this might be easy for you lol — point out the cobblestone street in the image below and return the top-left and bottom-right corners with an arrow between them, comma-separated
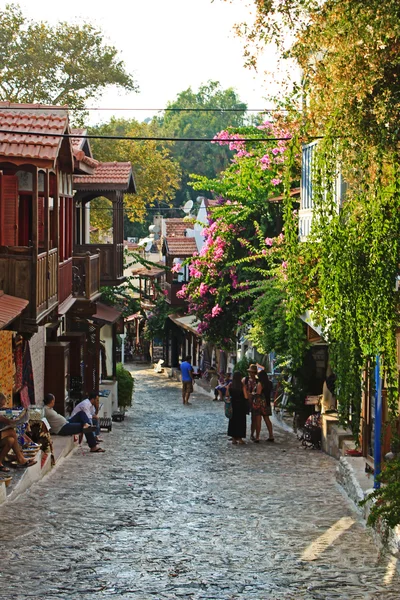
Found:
0,366 -> 399,600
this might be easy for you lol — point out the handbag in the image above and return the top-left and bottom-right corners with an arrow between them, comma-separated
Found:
224,398 -> 233,419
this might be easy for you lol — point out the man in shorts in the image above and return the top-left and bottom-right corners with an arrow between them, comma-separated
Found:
180,355 -> 194,405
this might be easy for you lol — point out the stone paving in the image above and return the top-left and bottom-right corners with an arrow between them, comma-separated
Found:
0,365 -> 399,600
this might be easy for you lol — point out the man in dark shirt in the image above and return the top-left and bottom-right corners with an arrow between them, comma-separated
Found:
180,356 -> 194,405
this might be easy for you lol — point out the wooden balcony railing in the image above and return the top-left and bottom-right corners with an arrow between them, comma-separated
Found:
37,249 -> 58,314
72,252 -> 101,299
0,246 -> 58,326
163,281 -> 187,306
58,257 -> 73,305
74,243 -> 124,286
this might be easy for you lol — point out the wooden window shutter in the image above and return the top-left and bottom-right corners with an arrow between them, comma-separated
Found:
0,173 -> 18,246
38,197 -> 45,245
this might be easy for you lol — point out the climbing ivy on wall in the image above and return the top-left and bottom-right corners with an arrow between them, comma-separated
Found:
282,136 -> 400,437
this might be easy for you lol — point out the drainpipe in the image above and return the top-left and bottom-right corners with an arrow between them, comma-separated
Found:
374,354 -> 382,489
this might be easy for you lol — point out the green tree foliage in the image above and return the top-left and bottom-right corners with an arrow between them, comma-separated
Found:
159,81 -> 248,206
143,295 -> 176,342
89,118 -> 181,229
0,4 -> 137,111
89,197 -> 113,242
360,457 -> 400,533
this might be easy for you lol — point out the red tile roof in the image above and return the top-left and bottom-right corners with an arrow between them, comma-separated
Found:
74,150 -> 99,169
0,103 -> 69,165
71,128 -> 86,152
164,236 -> 198,257
135,265 -> 166,278
92,302 -> 122,324
124,240 -> 140,251
0,291 -> 29,329
203,198 -> 220,208
165,218 -> 194,237
268,187 -> 300,203
73,162 -> 136,192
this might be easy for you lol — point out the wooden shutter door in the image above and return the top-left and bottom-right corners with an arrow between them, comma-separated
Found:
0,174 -> 18,246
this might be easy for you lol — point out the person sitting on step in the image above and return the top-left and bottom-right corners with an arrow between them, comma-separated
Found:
43,393 -> 105,453
0,393 -> 37,470
214,373 -> 232,402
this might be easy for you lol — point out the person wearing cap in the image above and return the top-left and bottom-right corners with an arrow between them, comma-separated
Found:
242,364 -> 259,442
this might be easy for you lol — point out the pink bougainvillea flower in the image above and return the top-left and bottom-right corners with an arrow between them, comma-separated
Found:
199,282 -> 209,297
211,304 -> 223,318
281,261 -> 288,269
197,322 -> 209,334
171,262 -> 182,273
265,237 -> 273,246
271,178 -> 282,186
176,284 -> 187,299
213,247 -> 224,261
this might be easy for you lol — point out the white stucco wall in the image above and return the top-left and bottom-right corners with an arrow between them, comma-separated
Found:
101,324 -> 113,380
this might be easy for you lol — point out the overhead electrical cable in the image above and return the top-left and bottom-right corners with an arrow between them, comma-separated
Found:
0,106 -> 293,113
0,129 -> 316,143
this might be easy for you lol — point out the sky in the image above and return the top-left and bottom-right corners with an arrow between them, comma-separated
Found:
2,0 -> 292,124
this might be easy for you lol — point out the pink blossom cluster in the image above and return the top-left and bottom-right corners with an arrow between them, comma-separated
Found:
211,304 -> 223,318
212,130 -> 251,156
189,265 -> 202,278
197,322 -> 209,334
199,282 -> 209,297
171,262 -> 182,273
176,284 -> 187,299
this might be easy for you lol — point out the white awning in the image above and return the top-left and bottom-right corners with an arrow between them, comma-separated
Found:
300,310 -> 325,339
169,314 -> 201,336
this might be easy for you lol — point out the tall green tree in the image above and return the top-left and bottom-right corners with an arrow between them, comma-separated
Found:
88,118 -> 181,236
0,4 -> 137,111
159,81 -> 248,206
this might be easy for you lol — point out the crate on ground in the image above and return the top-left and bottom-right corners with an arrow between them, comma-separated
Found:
112,410 -> 125,422
99,417 -> 112,432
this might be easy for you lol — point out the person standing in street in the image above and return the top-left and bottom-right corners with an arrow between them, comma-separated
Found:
242,364 -> 259,441
180,356 -> 194,405
256,369 -> 275,442
226,371 -> 248,444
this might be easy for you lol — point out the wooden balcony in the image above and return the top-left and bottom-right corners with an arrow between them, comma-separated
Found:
72,252 -> 101,300
58,257 -> 73,305
74,243 -> 125,287
0,247 -> 58,328
163,281 -> 187,307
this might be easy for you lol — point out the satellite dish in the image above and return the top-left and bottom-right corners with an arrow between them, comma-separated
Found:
183,200 -> 194,214
149,224 -> 156,232
153,223 -> 161,233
